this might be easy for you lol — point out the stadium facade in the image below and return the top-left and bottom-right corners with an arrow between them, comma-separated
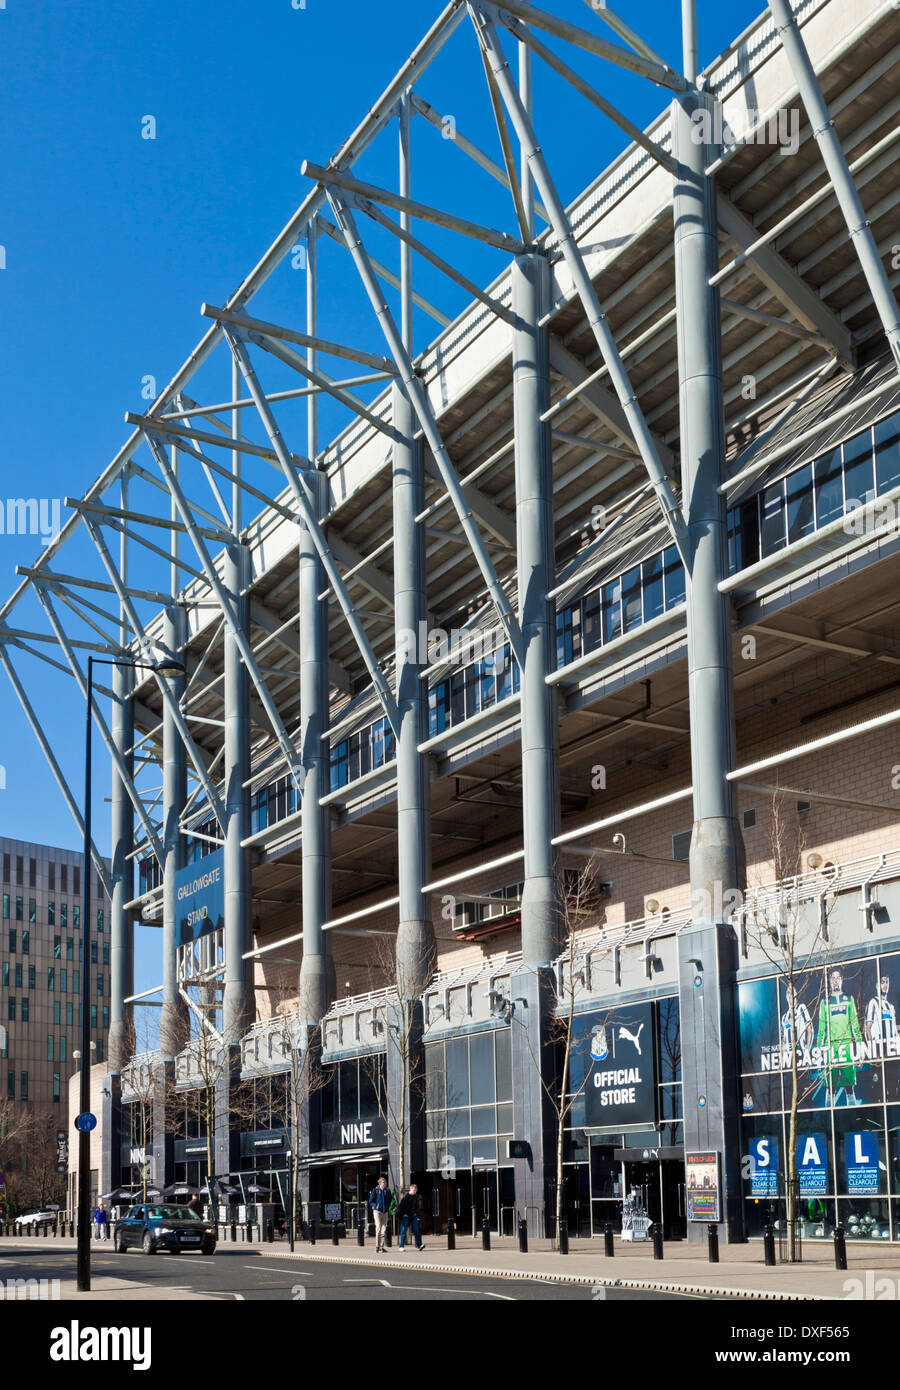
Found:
6,0 -> 900,1243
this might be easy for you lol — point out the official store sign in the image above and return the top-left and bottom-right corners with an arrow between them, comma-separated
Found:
175,849 -> 225,944
584,1002 -> 656,1129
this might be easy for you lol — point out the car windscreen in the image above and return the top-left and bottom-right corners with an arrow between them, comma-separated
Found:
147,1206 -> 200,1221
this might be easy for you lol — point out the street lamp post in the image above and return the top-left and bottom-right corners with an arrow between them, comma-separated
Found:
76,653 -> 184,1292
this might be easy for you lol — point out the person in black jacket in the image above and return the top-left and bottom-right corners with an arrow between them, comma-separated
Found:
368,1176 -> 393,1253
397,1184 -> 425,1251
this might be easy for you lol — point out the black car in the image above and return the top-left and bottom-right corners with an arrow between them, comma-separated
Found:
114,1203 -> 217,1254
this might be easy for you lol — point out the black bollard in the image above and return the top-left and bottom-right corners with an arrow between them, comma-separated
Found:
604,1223 -> 614,1258
558,1220 -> 569,1255
833,1226 -> 847,1271
385,1223 -> 392,1248
447,1218 -> 455,1251
651,1223 -> 663,1260
267,1219 -> 274,1243
708,1223 -> 719,1263
230,1218 -> 237,1243
246,1220 -> 253,1244
481,1217 -> 491,1251
357,1217 -> 365,1247
518,1217 -> 528,1254
331,1222 -> 339,1246
309,1219 -> 317,1245
763,1224 -> 776,1267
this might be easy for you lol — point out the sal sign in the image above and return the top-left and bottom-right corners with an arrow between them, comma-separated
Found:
175,849 -> 225,944
584,1002 -> 656,1129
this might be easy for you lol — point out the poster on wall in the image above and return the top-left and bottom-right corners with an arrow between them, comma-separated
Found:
738,959 -> 895,1108
845,1132 -> 881,1195
795,1133 -> 828,1195
583,1001 -> 656,1130
748,1136 -> 780,1196
685,1151 -> 720,1221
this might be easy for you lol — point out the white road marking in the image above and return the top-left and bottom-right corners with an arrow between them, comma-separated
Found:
247,1265 -> 309,1275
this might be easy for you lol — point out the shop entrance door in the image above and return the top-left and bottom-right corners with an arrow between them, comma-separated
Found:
661,1159 -> 686,1240
472,1167 -> 499,1234
622,1159 -> 686,1240
623,1160 -> 661,1230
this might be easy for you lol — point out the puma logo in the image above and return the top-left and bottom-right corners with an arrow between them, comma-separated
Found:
618,1023 -> 644,1056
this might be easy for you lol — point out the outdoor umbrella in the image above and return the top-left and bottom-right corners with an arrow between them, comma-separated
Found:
162,1183 -> 200,1198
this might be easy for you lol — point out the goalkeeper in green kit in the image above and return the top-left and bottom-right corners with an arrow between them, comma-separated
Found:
815,967 -> 863,1105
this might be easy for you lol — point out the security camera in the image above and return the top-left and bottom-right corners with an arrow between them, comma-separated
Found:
612,832 -> 626,851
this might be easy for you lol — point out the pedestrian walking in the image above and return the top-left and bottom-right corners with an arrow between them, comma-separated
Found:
368,1176 -> 393,1253
397,1184 -> 425,1252
93,1201 -> 109,1241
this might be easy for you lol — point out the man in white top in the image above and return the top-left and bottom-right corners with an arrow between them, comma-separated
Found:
865,974 -> 897,1049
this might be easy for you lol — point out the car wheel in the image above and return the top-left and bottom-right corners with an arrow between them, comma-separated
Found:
201,1241 -> 216,1255
115,1231 -> 127,1253
142,1231 -> 155,1255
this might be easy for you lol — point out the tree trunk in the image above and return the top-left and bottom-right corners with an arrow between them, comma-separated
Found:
788,1042 -> 799,1262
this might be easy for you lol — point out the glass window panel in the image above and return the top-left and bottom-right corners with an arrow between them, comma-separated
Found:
663,545 -> 685,608
602,578 -> 622,644
425,1043 -> 445,1112
581,590 -> 602,654
469,1033 -> 495,1107
447,1108 -> 469,1138
471,1137 -> 497,1165
446,1139 -> 470,1170
495,1029 -> 512,1102
760,481 -> 786,556
843,431 -> 874,513
496,1102 -> 513,1135
621,564 -> 642,632
641,552 -> 664,620
470,1104 -> 495,1137
875,411 -> 900,494
786,464 -> 815,543
445,1037 -> 469,1109
815,447 -> 844,528
656,996 -> 681,1084
338,1060 -> 359,1122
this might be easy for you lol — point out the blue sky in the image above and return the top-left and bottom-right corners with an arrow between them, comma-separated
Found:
0,0 -> 763,989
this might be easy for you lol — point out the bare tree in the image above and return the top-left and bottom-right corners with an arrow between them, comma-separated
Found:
19,1114 -> 67,1211
362,932 -> 437,1193
515,859 -> 609,1243
263,982 -> 329,1244
0,1099 -> 37,1220
167,1013 -> 252,1213
120,1012 -> 164,1202
743,791 -> 838,1261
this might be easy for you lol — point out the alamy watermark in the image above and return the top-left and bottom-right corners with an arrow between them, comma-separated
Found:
2,1276 -> 60,1299
0,497 -> 62,546
691,104 -> 800,158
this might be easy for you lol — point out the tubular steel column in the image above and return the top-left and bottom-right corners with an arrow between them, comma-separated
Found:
160,603 -> 189,1058
108,658 -> 135,1073
388,93 -> 432,1189
394,92 -> 434,1002
672,89 -> 745,1243
223,542 -> 254,1038
298,468 -> 335,1025
510,250 -> 561,1235
513,251 -> 561,965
